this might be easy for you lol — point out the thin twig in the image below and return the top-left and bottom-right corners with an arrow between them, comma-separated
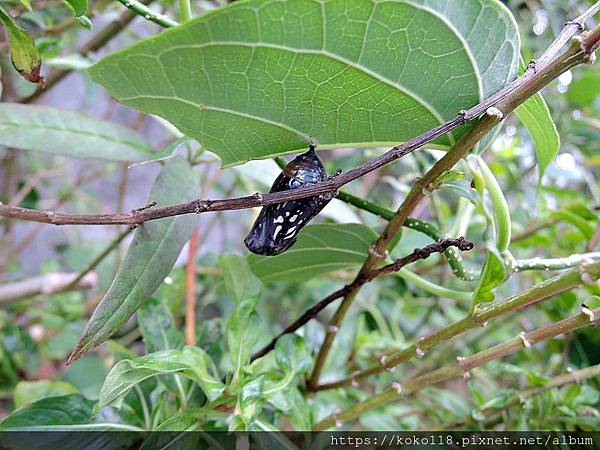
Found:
312,261 -> 600,391
313,306 -> 600,430
441,363 -> 600,430
61,228 -> 132,293
250,237 -> 473,362
306,16 -> 600,390
5,6 -> 599,226
185,228 -> 198,345
0,272 -> 98,305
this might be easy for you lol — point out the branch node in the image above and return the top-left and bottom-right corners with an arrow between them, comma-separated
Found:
368,244 -> 389,260
456,355 -> 471,379
46,211 -> 56,223
327,325 -> 339,333
391,381 -> 403,395
194,199 -> 212,214
351,371 -> 361,387
415,346 -> 426,358
527,59 -> 538,73
332,409 -> 343,428
252,192 -> 263,202
579,261 -> 597,285
565,19 -> 585,33
581,305 -> 597,324
457,109 -> 468,123
486,106 -> 504,120
379,354 -> 388,368
518,331 -> 532,348
132,201 -> 157,214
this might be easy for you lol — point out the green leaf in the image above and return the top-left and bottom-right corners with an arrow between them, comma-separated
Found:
515,91 -> 559,181
248,223 -> 378,283
0,104 -> 154,161
472,248 -> 506,307
88,0 -> 519,166
0,6 -> 42,83
69,157 -> 198,362
98,346 -> 225,410
137,297 -> 185,353
19,0 -> 32,11
551,210 -> 595,240
64,0 -> 87,16
275,334 -> 311,375
228,301 -> 261,381
13,381 -> 78,409
567,69 -> 600,109
219,254 -> 262,304
0,394 -> 93,430
0,394 -> 139,432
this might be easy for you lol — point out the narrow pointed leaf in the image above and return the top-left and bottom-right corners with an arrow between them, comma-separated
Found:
69,157 -> 198,362
0,104 -> 154,161
88,0 -> 519,166
516,90 -> 559,181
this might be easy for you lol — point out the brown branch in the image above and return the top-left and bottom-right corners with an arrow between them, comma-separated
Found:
250,237 -> 473,361
185,228 -> 198,346
306,12 -> 600,390
2,3 -> 599,227
313,306 -> 600,430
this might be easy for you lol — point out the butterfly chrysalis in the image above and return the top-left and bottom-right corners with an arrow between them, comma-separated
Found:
244,144 -> 333,256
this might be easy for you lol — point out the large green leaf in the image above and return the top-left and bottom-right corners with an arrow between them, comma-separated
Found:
88,0 -> 519,166
0,104 -> 154,161
248,223 -> 378,283
97,347 -> 225,409
69,157 -> 198,362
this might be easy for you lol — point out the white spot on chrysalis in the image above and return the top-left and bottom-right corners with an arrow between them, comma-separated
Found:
274,216 -> 284,223
273,225 -> 283,240
290,214 -> 298,222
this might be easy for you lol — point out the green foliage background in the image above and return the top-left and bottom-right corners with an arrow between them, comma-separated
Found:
0,0 -> 599,437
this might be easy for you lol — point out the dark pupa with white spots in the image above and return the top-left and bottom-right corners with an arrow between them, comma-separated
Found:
244,144 -> 333,256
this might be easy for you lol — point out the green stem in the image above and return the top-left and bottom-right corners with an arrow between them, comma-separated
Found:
61,228 -> 131,292
134,384 -> 151,430
442,363 -> 600,430
473,156 -> 511,253
313,307 -> 600,430
515,252 -> 600,272
313,261 -> 600,391
179,0 -> 192,22
115,0 -> 179,28
396,269 -> 471,301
